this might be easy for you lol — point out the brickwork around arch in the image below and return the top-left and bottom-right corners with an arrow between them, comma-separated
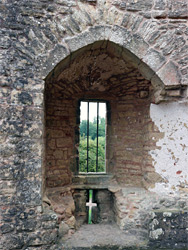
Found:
0,0 -> 188,249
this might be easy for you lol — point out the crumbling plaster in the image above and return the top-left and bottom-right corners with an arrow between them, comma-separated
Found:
150,102 -> 188,194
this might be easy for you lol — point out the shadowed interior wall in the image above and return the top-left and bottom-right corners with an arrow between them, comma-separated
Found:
45,42 -> 160,188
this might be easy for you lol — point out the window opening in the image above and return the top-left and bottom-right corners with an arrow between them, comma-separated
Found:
79,101 -> 106,173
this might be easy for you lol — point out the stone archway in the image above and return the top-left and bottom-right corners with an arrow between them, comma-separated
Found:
43,38 -> 163,242
40,25 -> 188,249
42,25 -> 185,104
1,0 -> 187,248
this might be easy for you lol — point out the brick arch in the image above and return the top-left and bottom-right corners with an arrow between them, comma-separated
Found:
42,25 -> 182,103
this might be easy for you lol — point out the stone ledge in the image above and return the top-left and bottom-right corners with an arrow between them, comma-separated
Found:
72,174 -> 113,189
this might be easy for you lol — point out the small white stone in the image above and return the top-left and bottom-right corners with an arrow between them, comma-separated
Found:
37,206 -> 43,213
150,228 -> 164,239
163,212 -> 172,217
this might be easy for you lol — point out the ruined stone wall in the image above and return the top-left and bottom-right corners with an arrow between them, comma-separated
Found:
45,98 -> 75,188
110,93 -> 154,186
45,45 -> 155,188
45,92 -> 155,187
0,0 -> 188,249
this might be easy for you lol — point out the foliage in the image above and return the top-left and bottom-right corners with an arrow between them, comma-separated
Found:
80,117 -> 105,140
79,117 -> 106,172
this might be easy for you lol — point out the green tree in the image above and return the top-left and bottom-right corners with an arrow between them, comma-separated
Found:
79,116 -> 106,172
80,117 -> 106,140
79,136 -> 106,173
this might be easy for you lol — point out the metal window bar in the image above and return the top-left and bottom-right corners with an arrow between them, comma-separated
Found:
87,101 -> 89,173
80,101 -> 106,173
96,102 -> 99,172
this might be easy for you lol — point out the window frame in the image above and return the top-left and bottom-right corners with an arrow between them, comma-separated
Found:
76,99 -> 110,175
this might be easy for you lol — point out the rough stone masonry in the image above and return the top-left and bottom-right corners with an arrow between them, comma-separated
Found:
0,0 -> 188,249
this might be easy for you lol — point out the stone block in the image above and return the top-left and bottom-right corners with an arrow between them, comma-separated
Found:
168,10 -> 188,19
65,216 -> 76,228
154,0 -> 166,10
122,49 -> 141,68
88,25 -> 108,41
23,122 -> 43,139
41,44 -> 70,78
0,164 -> 15,180
143,49 -> 166,72
16,219 -> 37,232
165,89 -> 181,97
0,180 -> 16,195
106,41 -> 123,58
171,45 -> 188,61
157,61 -> 181,87
47,139 -> 56,149
16,180 -> 42,205
56,137 -> 72,147
0,223 -> 14,234
65,30 -> 95,53
28,229 -> 58,246
151,74 -> 164,90
125,33 -> 149,59
46,129 -> 65,139
138,62 -> 155,80
152,10 -> 167,18
0,234 -> 24,250
126,0 -> 153,11
18,91 -> 33,105
59,221 -> 70,237
110,25 -> 132,48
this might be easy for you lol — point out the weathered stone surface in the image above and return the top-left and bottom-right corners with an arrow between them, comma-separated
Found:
89,25 -> 109,40
138,62 -> 155,80
28,229 -> 58,246
59,221 -> 70,237
149,211 -> 188,249
65,31 -> 95,53
126,0 -> 153,11
0,234 -> 24,250
125,33 -> 149,59
0,223 -> 14,234
157,62 -> 181,87
41,44 -> 70,78
168,0 -> 188,19
0,0 -> 188,249
143,49 -> 166,72
154,0 -> 166,10
110,26 -> 150,60
110,25 -> 131,47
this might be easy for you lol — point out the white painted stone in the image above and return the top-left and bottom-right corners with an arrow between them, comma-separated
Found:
150,102 -> 188,194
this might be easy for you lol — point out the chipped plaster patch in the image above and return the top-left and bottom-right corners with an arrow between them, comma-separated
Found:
149,102 -> 188,194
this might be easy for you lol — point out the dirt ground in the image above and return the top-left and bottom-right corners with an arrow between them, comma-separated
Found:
61,224 -> 148,249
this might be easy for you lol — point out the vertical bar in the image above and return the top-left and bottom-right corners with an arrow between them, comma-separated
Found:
88,190 -> 93,224
87,101 -> 89,172
96,102 -> 99,172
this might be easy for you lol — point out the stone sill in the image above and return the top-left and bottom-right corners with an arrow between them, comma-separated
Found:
72,174 -> 113,189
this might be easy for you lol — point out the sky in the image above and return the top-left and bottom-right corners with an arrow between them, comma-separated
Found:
80,101 -> 106,121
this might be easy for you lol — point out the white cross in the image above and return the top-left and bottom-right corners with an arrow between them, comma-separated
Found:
86,199 -> 97,210
86,190 -> 97,224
